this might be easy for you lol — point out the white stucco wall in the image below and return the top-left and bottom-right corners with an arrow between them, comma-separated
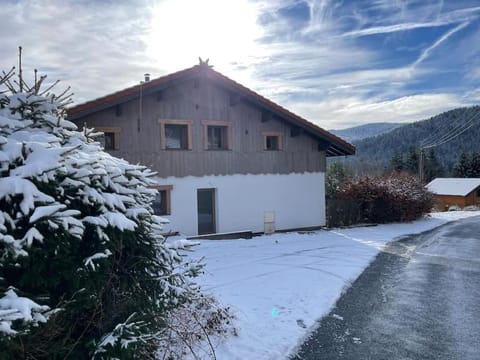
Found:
156,172 -> 325,236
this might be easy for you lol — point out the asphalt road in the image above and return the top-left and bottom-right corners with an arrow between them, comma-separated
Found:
292,216 -> 480,360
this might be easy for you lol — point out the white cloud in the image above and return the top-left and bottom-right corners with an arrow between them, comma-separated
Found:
411,21 -> 470,68
0,0 -> 477,130
463,87 -> 480,102
244,0 -> 480,129
341,21 -> 453,38
470,67 -> 480,80
0,0 -> 270,104
301,0 -> 336,34
0,0 -> 156,103
340,3 -> 480,38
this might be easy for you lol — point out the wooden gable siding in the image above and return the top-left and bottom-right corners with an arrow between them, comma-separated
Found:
75,77 -> 326,178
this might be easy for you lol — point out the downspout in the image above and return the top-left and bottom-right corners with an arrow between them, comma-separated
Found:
138,73 -> 150,132
138,82 -> 143,132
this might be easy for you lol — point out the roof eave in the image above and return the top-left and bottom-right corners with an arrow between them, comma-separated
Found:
204,70 -> 356,157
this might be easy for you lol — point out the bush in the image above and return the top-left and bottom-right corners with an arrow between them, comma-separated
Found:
334,173 -> 433,225
157,294 -> 237,359
326,198 -> 362,228
0,59 -> 201,358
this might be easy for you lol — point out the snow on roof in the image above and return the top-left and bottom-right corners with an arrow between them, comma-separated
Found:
426,178 -> 480,196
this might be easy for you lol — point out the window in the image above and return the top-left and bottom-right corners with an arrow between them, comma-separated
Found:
208,126 -> 228,149
202,121 -> 231,150
165,124 -> 188,149
151,185 -> 172,216
262,132 -> 283,151
95,127 -> 120,150
101,132 -> 115,150
266,135 -> 279,150
159,120 -> 193,150
476,188 -> 480,197
152,190 -> 168,215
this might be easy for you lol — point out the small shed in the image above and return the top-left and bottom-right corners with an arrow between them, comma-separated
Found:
426,178 -> 480,211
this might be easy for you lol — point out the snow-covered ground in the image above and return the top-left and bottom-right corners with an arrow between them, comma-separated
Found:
184,211 -> 479,359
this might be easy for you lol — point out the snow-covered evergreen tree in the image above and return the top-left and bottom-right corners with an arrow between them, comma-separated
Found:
453,151 -> 480,178
0,52 -> 201,358
325,162 -> 351,198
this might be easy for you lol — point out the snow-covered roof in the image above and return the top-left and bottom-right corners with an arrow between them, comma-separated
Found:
426,178 -> 480,196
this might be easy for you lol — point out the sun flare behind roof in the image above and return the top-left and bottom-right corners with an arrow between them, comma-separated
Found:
146,0 -> 264,72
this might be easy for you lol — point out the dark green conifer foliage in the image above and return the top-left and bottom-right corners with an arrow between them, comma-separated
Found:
390,151 -> 405,172
405,146 -> 419,174
424,148 -> 444,182
453,151 -> 480,177
326,162 -> 351,198
0,52 -> 200,359
453,152 -> 470,177
350,106 -> 480,175
469,152 -> 480,177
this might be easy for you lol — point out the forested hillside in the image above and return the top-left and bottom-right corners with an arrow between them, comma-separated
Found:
350,106 -> 480,174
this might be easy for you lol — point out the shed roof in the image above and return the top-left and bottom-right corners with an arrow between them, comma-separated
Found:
67,64 -> 355,157
426,178 -> 480,196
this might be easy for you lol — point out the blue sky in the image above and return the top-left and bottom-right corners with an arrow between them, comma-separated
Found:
1,0 -> 479,129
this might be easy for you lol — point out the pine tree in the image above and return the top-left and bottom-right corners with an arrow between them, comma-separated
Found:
0,51 -> 201,358
452,151 -> 480,178
405,146 -> 419,174
390,151 -> 405,172
424,148 -> 443,182
454,152 -> 468,177
326,161 -> 351,198
468,151 -> 480,177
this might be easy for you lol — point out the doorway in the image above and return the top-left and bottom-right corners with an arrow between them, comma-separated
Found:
197,188 -> 216,235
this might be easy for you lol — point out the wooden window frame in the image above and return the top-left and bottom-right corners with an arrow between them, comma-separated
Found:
262,131 -> 284,151
202,120 -> 232,150
95,126 -> 121,150
159,119 -> 193,150
151,185 -> 173,216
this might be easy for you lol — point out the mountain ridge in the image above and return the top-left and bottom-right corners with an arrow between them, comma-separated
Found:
343,105 -> 480,174
330,122 -> 403,142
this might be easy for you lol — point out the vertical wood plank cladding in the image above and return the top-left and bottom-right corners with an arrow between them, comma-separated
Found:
433,193 -> 480,211
72,78 -> 326,178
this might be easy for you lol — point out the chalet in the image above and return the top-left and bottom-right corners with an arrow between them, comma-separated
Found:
426,178 -> 480,211
67,62 -> 355,236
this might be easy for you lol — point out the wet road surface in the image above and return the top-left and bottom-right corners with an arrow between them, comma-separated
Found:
292,216 -> 480,360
